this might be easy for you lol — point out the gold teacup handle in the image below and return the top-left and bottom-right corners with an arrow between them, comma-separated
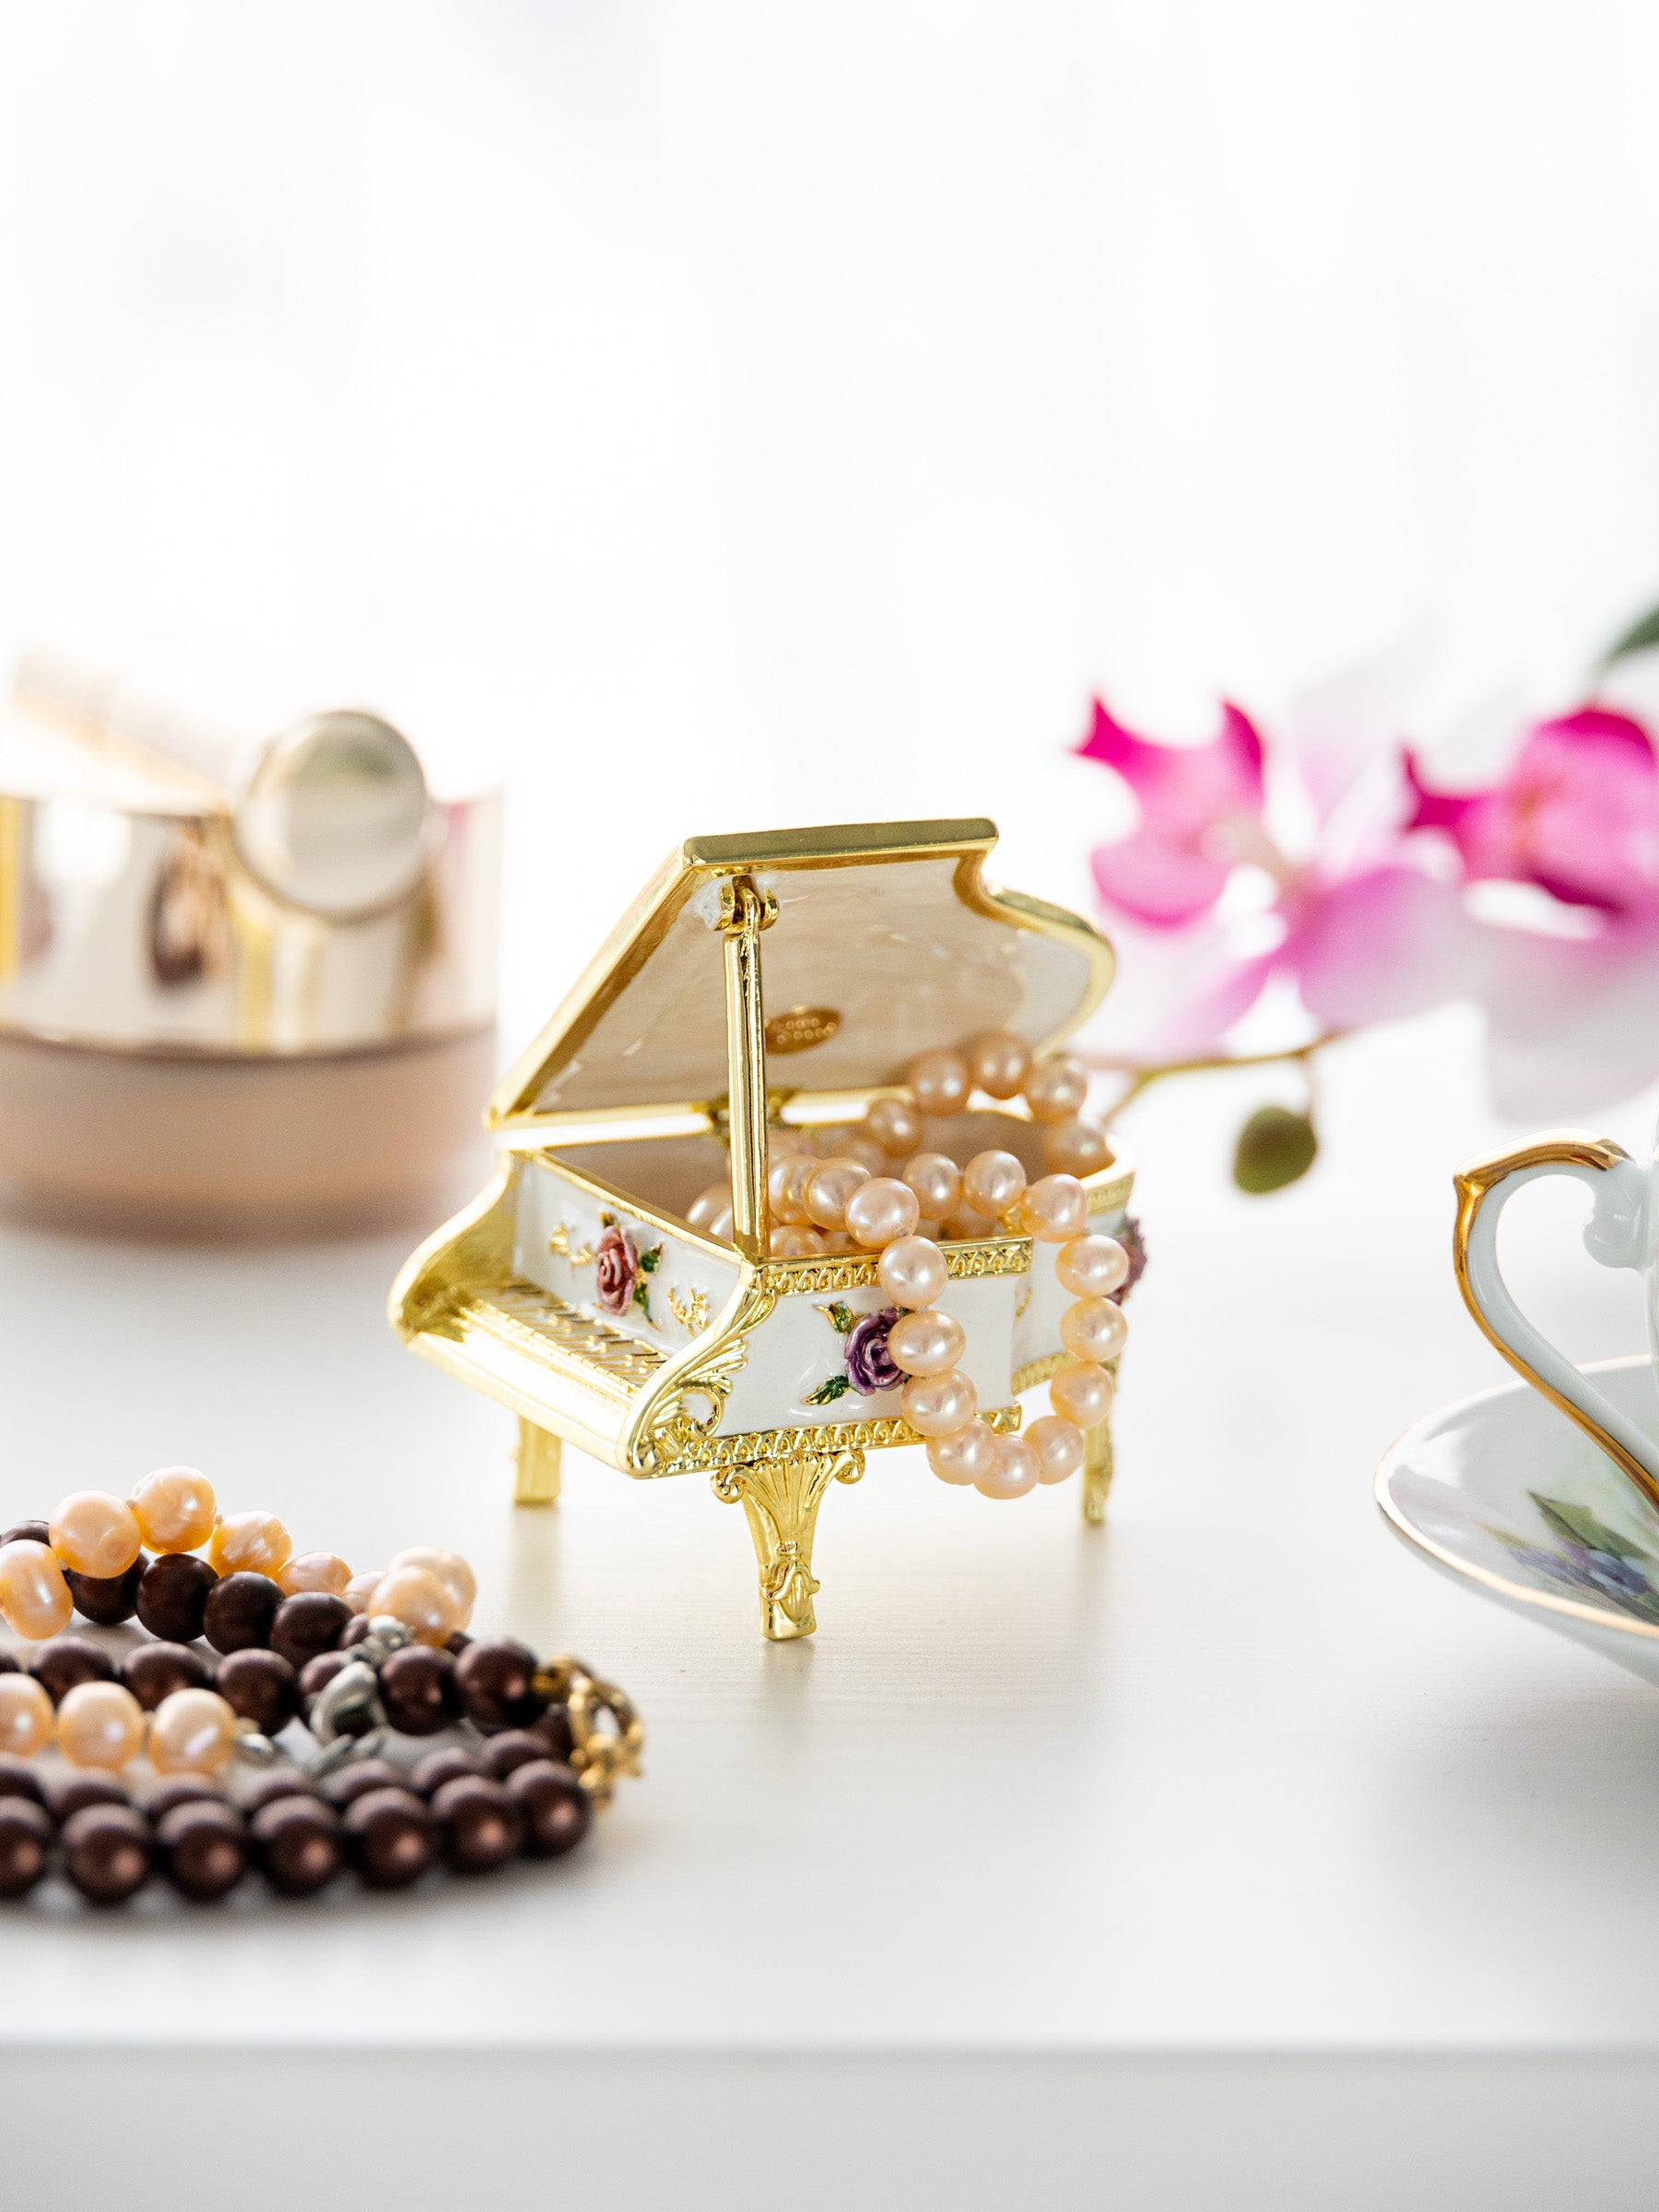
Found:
1454,1132 -> 1659,1514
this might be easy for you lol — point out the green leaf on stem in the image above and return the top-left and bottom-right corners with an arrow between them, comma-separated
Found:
1602,602 -> 1659,668
1233,1105 -> 1318,1194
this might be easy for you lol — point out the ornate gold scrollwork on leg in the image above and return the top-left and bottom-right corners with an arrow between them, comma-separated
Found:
712,1448 -> 864,1640
1082,1416 -> 1113,1524
513,1418 -> 563,1506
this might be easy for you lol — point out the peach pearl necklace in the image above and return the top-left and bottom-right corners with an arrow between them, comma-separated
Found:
686,1035 -> 1128,1500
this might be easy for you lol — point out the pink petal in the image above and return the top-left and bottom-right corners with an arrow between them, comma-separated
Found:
1077,696 -> 1265,830
1284,867 -> 1478,1027
1481,920 -> 1659,1116
1532,705 -> 1654,759
1089,832 -> 1233,929
1078,917 -> 1275,1059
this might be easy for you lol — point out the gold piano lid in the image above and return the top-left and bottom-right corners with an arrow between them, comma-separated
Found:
490,818 -> 1113,1135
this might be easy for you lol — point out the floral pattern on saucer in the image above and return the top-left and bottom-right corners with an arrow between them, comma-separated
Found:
1488,1492 -> 1659,1627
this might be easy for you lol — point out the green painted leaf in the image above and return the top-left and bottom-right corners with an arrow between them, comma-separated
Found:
630,1279 -> 653,1321
1602,602 -> 1659,668
805,1373 -> 853,1406
1532,1494 -> 1651,1561
817,1300 -> 858,1335
639,1244 -> 662,1273
1232,1106 -> 1318,1194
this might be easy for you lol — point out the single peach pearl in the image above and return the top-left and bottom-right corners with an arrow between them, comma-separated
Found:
820,1230 -> 860,1254
1021,1173 -> 1088,1243
687,1183 -> 731,1232
344,1570 -> 385,1616
901,1368 -> 978,1438
49,1491 -> 143,1580
907,1049 -> 971,1118
1042,1115 -> 1112,1177
865,1096 -> 924,1157
372,1563 -> 462,1646
128,1465 -> 218,1555
1026,1414 -> 1087,1485
975,1435 -> 1041,1500
902,1151 -> 961,1221
1056,1232 -> 1130,1300
963,1148 -> 1027,1220
1021,1053 -> 1089,1124
927,1418 -> 1000,1487
0,1540 -> 74,1640
705,1202 -> 736,1242
149,1687 -> 238,1775
57,1679 -> 147,1771
278,1550 -> 353,1598
390,1547 -> 477,1625
917,1218 -> 947,1241
844,1176 -> 921,1252
945,1206 -> 998,1241
769,1126 -> 812,1157
1051,1360 -> 1116,1430
888,1309 -> 967,1377
877,1234 -> 948,1310
209,1511 -> 294,1581
0,1672 -> 54,1757
1061,1296 -> 1129,1366
966,1030 -> 1031,1100
770,1224 -> 827,1257
808,1123 -> 860,1157
767,1156 -> 808,1225
805,1159 -> 871,1231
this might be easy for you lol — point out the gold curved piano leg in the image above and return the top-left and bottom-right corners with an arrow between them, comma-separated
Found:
513,1418 -> 563,1507
1082,1415 -> 1113,1524
714,1447 -> 864,1640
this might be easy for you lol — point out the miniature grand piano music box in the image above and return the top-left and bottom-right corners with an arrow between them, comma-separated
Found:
390,818 -> 1137,1640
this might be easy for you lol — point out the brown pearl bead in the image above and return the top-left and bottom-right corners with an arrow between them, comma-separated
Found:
338,1614 -> 371,1649
145,1778 -> 225,1822
202,1571 -> 282,1654
61,1803 -> 152,1905
505,1759 -> 593,1860
29,1636 -> 116,1704
297,1649 -> 352,1712
0,1799 -> 53,1897
136,1554 -> 218,1645
320,1759 -> 406,1811
433,1775 -> 524,1875
253,1795 -> 343,1897
454,1639 -> 547,1734
65,1554 -> 147,1628
482,1729 -> 554,1782
269,1593 -> 352,1672
0,1520 -> 50,1547
119,1641 -> 212,1713
215,1649 -> 299,1736
410,1747 -> 488,1799
0,1755 -> 45,1805
378,1645 -> 461,1737
524,1706 -> 576,1764
343,1786 -> 438,1889
0,1653 -> 14,1677
158,1800 -> 248,1902
45,1773 -> 130,1824
237,1771 -> 319,1817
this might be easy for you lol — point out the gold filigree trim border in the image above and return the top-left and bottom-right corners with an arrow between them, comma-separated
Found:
653,1400 -> 1021,1476
759,1237 -> 1032,1296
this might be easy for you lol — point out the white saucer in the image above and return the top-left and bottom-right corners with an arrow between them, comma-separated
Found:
1376,1354 -> 1659,1688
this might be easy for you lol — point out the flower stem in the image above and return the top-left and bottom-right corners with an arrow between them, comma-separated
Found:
1078,1031 -> 1350,1124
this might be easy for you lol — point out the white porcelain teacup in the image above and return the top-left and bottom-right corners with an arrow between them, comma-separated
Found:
1455,1131 -> 1659,1512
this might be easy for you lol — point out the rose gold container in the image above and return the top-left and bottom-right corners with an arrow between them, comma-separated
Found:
0,641 -> 500,1239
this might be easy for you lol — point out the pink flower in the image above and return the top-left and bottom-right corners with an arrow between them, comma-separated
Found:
1077,691 -> 1475,1052
1405,707 -> 1659,916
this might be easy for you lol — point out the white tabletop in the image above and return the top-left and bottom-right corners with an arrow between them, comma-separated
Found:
6,1014 -> 1659,2209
